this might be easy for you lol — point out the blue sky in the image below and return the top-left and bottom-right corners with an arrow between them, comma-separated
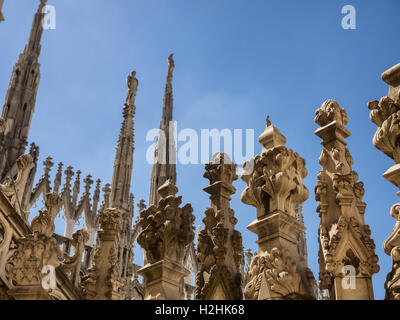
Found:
1,0 -> 400,299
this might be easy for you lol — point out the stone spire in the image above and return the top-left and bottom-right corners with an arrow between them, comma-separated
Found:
241,119 -> 317,300
0,0 -> 47,180
108,71 -> 137,294
195,153 -> 244,300
110,71 -> 136,211
368,63 -> 400,300
315,100 -> 379,300
149,54 -> 177,206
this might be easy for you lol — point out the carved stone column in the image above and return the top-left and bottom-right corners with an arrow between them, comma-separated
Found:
81,208 -> 124,300
368,63 -> 400,300
242,119 -> 316,300
315,100 -> 379,300
195,152 -> 244,300
137,180 -> 195,300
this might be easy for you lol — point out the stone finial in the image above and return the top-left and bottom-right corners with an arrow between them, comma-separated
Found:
315,99 -> 349,128
81,208 -> 123,300
53,162 -> 63,194
196,153 -> 243,300
137,180 -> 194,300
99,208 -> 122,232
368,64 -> 400,300
241,119 -> 316,300
315,99 -> 379,300
138,180 -> 194,264
241,144 -> 309,219
137,199 -> 146,212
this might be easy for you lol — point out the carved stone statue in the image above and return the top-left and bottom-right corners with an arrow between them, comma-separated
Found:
126,71 -> 138,106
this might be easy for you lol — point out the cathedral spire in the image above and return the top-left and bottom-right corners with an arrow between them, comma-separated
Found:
0,0 -> 47,180
110,71 -> 137,211
149,54 -> 177,206
26,0 -> 47,56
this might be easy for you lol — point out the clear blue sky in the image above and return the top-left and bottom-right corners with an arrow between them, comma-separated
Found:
1,0 -> 400,299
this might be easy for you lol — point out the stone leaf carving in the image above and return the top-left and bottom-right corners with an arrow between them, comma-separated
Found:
315,99 -> 349,128
368,97 -> 400,163
241,145 -> 309,218
137,180 -> 195,265
245,248 -> 302,300
383,203 -> 400,300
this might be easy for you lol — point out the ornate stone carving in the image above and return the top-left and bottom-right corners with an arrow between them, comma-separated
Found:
196,153 -> 244,300
137,179 -> 195,300
241,145 -> 309,219
138,180 -> 195,265
316,99 -> 379,300
6,193 -> 62,296
0,154 -> 34,217
383,203 -> 400,300
245,248 -> 302,300
81,208 -> 124,300
241,120 -> 316,300
62,229 -> 89,287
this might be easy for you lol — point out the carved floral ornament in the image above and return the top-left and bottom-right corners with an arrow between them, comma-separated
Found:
368,97 -> 400,163
382,203 -> 400,300
315,99 -> 349,128
244,248 -> 303,300
137,180 -> 195,265
241,145 -> 309,217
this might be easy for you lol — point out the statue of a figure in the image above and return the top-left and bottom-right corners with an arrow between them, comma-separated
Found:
266,115 -> 272,127
126,71 -> 139,105
167,54 -> 175,79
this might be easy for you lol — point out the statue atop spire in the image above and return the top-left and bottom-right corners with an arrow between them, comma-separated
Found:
167,54 -> 175,89
126,71 -> 138,106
